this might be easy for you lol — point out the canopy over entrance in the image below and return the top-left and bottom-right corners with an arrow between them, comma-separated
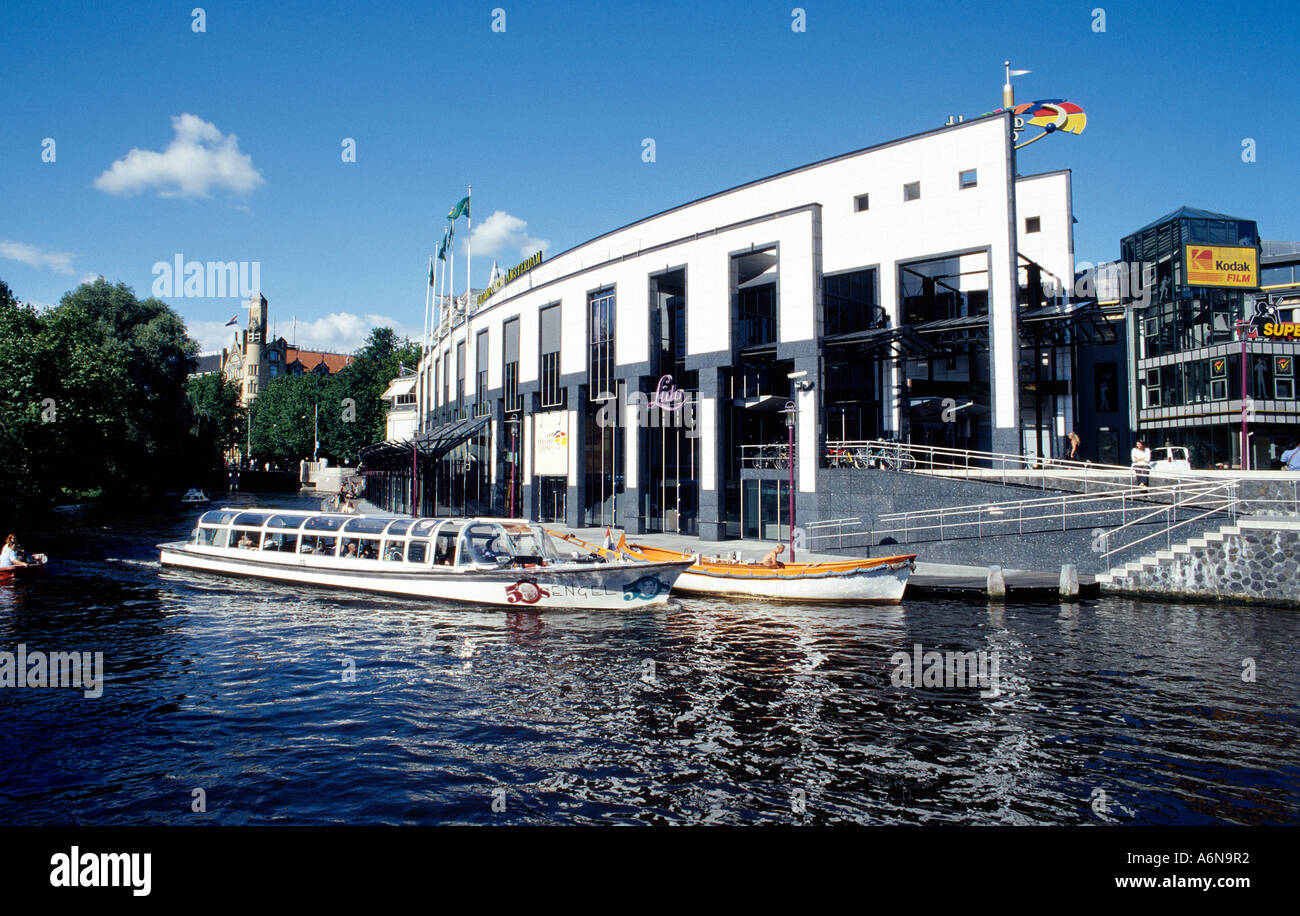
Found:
359,415 -> 490,470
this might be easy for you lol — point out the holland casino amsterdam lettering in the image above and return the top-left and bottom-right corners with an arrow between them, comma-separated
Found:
477,251 -> 543,306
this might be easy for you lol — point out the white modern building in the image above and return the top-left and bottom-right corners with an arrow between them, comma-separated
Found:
363,111 -> 1086,540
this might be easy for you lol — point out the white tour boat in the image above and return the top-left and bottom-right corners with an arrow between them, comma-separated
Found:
158,508 -> 692,610
180,488 -> 210,504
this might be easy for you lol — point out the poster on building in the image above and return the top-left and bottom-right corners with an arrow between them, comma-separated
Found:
1184,245 -> 1258,288
533,410 -> 570,477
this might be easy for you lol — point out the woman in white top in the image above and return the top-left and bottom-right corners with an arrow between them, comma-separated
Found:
1,533 -> 28,567
1130,439 -> 1152,487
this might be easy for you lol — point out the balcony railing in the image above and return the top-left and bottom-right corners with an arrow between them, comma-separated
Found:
740,442 -> 791,469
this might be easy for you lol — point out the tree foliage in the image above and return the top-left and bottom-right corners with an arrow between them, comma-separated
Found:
0,278 -> 206,514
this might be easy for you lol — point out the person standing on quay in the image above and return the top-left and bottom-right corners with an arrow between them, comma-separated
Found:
1067,431 -> 1081,461
1131,439 -> 1152,487
1280,440 -> 1300,471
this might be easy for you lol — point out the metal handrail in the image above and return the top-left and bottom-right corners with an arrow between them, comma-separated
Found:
1097,479 -> 1241,559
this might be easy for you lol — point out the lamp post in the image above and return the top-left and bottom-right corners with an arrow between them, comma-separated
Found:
780,400 -> 796,563
505,414 -> 521,518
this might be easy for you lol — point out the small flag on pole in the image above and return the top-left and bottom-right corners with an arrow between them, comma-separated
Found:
437,224 -> 451,261
225,315 -> 239,326
447,196 -> 470,221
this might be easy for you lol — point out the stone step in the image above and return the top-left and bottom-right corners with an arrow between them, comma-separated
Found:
1155,549 -> 1175,560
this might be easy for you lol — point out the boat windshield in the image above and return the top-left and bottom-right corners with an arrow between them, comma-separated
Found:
504,523 -> 560,563
458,523 -> 512,566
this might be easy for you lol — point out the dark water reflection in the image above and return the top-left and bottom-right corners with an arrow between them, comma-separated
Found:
1,494 -> 1296,825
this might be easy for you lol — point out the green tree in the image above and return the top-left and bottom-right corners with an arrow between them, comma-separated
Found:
186,371 -> 244,465
0,281 -> 61,512
318,328 -> 419,463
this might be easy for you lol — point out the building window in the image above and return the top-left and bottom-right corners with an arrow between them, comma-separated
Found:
443,348 -> 450,407
823,268 -> 880,337
433,357 -> 440,407
1144,368 -> 1161,408
903,181 -> 920,202
539,304 -> 564,408
1025,216 -> 1041,234
455,341 -> 466,417
474,330 -> 489,417
732,248 -> 778,350
589,288 -> 616,400
502,316 -> 520,412
959,169 -> 977,189
854,193 -> 870,212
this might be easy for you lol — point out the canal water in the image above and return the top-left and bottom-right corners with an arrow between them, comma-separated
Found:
1,493 -> 1296,825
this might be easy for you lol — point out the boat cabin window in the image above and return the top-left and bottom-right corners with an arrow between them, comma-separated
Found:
233,512 -> 271,528
340,537 -> 380,560
300,534 -> 337,555
343,517 -> 390,536
433,526 -> 461,566
407,540 -> 430,564
233,529 -> 261,550
382,540 -> 405,562
411,519 -> 438,537
386,520 -> 414,537
304,516 -> 348,532
459,523 -> 511,566
261,531 -> 295,552
200,510 -> 238,527
195,526 -> 223,547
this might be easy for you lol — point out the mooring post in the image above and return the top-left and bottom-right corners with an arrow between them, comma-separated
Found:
987,565 -> 1007,601
1059,563 -> 1079,600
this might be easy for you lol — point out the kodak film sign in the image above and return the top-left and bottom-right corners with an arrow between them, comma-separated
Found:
1185,245 -> 1257,288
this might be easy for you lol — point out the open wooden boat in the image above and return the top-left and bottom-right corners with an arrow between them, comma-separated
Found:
606,538 -> 915,603
0,553 -> 48,584
159,509 -> 691,610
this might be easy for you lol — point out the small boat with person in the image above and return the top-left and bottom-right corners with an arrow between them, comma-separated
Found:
553,531 -> 915,603
159,508 -> 692,609
0,534 -> 47,583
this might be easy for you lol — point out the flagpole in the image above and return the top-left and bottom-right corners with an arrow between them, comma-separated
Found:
420,255 -> 432,432
465,185 -> 472,309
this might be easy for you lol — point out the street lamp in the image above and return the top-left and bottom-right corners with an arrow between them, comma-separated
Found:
505,414 -> 521,518
780,400 -> 796,563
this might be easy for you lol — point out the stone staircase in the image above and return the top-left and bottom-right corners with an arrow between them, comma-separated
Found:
1094,518 -> 1300,606
1095,523 -> 1241,587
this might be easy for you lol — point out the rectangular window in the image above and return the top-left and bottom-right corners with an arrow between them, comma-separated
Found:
854,193 -> 869,212
823,268 -> 879,337
433,356 -> 440,406
903,181 -> 920,202
540,304 -> 564,408
503,317 -> 520,412
1211,378 -> 1227,401
455,341 -> 466,416
959,169 -> 977,189
1025,216 -> 1041,234
589,288 -> 616,399
475,330 -> 489,417
1144,368 -> 1161,408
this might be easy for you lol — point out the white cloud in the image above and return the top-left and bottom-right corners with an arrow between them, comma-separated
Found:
469,210 -> 550,260
0,239 -> 75,274
80,272 -> 102,284
185,312 -> 421,358
95,114 -> 265,198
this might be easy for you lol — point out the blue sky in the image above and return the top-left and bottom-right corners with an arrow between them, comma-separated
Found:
2,0 -> 1297,354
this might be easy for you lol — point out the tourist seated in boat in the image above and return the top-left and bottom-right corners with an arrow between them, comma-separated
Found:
358,539 -> 378,559
759,544 -> 786,569
237,532 -> 256,549
341,540 -> 359,558
1,534 -> 28,567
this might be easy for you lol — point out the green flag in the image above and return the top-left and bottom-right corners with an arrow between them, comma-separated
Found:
447,196 -> 470,221
437,224 -> 451,261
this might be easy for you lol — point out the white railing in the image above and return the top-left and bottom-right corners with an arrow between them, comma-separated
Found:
1097,479 -> 1241,558
824,438 -> 1196,492
804,478 -> 1237,552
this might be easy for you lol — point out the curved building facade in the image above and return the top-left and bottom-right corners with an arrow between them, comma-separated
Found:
372,112 -> 1078,541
